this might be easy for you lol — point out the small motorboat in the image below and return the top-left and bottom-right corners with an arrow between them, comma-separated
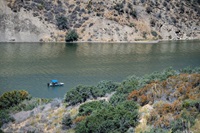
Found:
47,79 -> 64,87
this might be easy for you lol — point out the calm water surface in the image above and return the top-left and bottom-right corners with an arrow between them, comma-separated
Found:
0,40 -> 200,98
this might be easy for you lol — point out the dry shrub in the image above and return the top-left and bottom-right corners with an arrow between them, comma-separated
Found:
73,116 -> 86,124
147,100 -> 182,128
128,90 -> 138,100
128,74 -> 200,106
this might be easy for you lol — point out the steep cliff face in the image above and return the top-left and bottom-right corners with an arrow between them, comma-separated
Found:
0,0 -> 200,42
0,0 -> 61,42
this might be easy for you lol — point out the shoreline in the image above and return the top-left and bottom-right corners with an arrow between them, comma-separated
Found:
0,39 -> 199,44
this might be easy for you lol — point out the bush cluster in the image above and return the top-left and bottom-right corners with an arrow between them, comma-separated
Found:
65,67 -> 199,106
63,67 -> 199,132
65,30 -> 79,42
64,85 -> 97,105
78,100 -> 106,116
62,113 -> 72,129
75,100 -> 139,133
0,90 -> 30,128
180,66 -> 200,74
113,3 -> 124,14
0,90 -> 52,129
0,90 -> 30,109
64,81 -> 119,106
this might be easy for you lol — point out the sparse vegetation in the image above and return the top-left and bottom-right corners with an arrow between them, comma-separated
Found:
0,110 -> 14,127
150,19 -> 156,27
129,22 -> 135,27
10,98 -> 51,113
114,3 -> 124,14
56,16 -> 68,30
3,0 -> 200,42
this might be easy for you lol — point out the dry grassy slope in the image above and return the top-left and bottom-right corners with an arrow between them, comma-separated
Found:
1,0 -> 200,42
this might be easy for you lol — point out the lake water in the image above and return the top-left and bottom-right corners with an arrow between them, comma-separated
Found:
0,40 -> 200,98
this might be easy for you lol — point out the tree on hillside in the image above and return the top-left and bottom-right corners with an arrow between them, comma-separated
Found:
65,30 -> 79,42
56,16 -> 68,30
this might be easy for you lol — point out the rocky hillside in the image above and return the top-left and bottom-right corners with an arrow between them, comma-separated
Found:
0,0 -> 200,42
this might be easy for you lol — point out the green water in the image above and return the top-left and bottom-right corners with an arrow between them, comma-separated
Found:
0,40 -> 200,98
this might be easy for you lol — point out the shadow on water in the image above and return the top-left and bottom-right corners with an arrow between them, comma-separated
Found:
65,42 -> 77,48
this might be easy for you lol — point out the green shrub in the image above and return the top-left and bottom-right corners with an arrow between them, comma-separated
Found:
170,119 -> 186,133
114,3 -> 124,14
180,109 -> 196,126
62,113 -> 72,129
64,81 -> 119,106
76,101 -> 139,133
56,16 -> 68,30
129,23 -> 135,27
182,99 -> 200,109
96,81 -> 119,93
64,85 -> 90,105
168,107 -> 198,133
151,31 -> 157,37
116,75 -> 139,96
144,128 -> 169,133
64,85 -> 100,106
140,67 -> 176,86
65,30 -> 79,42
0,90 -> 30,109
109,93 -> 126,106
130,10 -> 137,18
146,6 -> 152,14
180,66 -> 200,74
0,129 -> 3,133
90,87 -> 105,99
0,110 -> 14,127
78,101 -> 106,116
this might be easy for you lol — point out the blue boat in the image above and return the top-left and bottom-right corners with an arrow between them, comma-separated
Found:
47,79 -> 64,87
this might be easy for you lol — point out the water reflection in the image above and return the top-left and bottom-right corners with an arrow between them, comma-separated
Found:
75,40 -> 200,56
0,40 -> 200,98
0,43 -> 67,60
76,43 -> 155,56
1,41 -> 198,60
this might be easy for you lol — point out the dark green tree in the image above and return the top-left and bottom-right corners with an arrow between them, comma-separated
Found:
65,30 -> 79,42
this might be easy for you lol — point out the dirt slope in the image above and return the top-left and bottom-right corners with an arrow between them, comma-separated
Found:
0,0 -> 200,42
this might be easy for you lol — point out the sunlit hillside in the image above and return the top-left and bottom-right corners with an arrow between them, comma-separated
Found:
0,0 -> 199,42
